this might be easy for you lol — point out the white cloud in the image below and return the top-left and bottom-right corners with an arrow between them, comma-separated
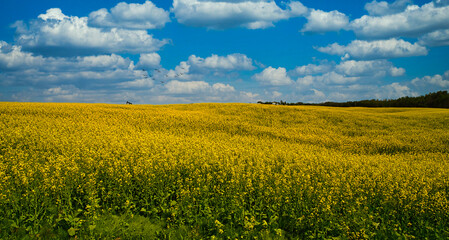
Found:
39,84 -> 145,103
171,0 -> 306,29
318,72 -> 359,84
43,85 -> 82,102
364,0 -> 412,16
14,8 -> 168,56
38,8 -> 67,21
253,66 -> 294,86
165,80 -> 211,94
296,71 -> 359,88
0,42 -> 146,90
188,53 -> 255,71
164,61 -> 191,80
351,2 -> 449,39
291,62 -> 333,76
165,80 -> 236,95
412,71 -> 449,88
293,59 -> 405,90
0,41 -> 45,70
0,42 -> 133,72
136,53 -> 161,69
212,83 -> 236,92
311,89 -> 326,99
301,9 -> 349,33
317,39 -> 428,60
390,67 -> 406,77
162,53 -> 255,81
292,81 -> 421,104
272,90 -> 282,98
45,86 -> 73,95
239,91 -> 260,102
418,29 -> 449,46
76,54 -> 132,70
88,1 -> 170,29
288,1 -> 309,17
381,82 -> 416,99
335,60 -> 405,77
262,90 -> 283,100
296,75 -> 315,86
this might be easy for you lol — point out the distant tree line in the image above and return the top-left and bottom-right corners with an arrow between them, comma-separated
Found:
257,91 -> 449,108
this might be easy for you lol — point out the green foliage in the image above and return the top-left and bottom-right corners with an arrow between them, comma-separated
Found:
259,91 -> 449,108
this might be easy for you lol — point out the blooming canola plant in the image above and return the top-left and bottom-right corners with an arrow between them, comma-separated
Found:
0,103 -> 448,238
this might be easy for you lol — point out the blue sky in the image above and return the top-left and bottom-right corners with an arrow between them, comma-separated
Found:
1,0 -> 449,104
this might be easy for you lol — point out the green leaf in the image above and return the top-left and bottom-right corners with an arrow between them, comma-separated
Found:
68,227 -> 76,236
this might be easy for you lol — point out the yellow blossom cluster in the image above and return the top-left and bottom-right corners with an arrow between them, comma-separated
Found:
0,102 -> 448,238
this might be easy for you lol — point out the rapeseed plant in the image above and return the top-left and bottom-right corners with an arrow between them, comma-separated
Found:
0,103 -> 448,239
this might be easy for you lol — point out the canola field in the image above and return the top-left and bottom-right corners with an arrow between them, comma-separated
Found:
1,102 -> 449,239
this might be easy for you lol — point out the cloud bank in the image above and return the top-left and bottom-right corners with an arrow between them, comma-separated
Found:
88,1 -> 170,29
351,2 -> 449,39
317,39 -> 428,60
171,0 -> 306,29
14,8 -> 169,57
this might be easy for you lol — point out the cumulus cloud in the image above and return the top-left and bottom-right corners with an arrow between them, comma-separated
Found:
239,91 -> 260,102
0,41 -> 144,90
136,53 -> 161,69
291,62 -> 334,76
162,53 -> 255,81
164,61 -> 191,80
212,83 -> 236,92
165,80 -> 235,94
171,0 -> 306,29
253,67 -> 294,86
297,72 -> 359,86
350,2 -> 449,39
335,60 -> 405,77
291,81 -> 421,104
311,89 -> 326,99
0,41 -> 133,72
43,85 -> 84,102
364,0 -> 412,16
88,1 -> 170,29
288,1 -> 309,16
418,29 -> 449,46
293,59 -> 406,91
14,8 -> 169,56
381,82 -> 416,99
269,90 -> 283,99
165,80 -> 209,94
296,75 -> 315,86
412,70 -> 449,88
76,54 -> 132,70
38,84 -> 149,103
301,9 -> 349,33
0,41 -> 45,70
317,39 -> 428,60
188,53 -> 255,71
390,67 -> 406,77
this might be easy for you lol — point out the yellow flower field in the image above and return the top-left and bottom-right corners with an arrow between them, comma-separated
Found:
1,102 -> 448,239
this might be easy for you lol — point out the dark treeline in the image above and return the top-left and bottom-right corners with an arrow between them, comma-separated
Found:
257,91 -> 449,108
